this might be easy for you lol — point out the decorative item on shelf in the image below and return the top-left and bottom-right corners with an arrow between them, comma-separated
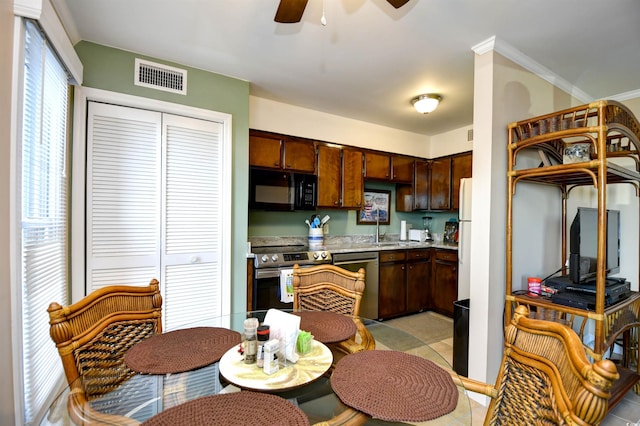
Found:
411,94 -> 442,114
563,142 -> 591,164
357,189 -> 390,225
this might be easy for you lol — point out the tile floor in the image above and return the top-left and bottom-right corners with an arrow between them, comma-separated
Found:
385,311 -> 640,426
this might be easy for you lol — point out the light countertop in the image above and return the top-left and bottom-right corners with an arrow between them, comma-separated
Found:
246,236 -> 457,258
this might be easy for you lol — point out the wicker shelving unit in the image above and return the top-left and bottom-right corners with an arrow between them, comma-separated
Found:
506,100 -> 640,405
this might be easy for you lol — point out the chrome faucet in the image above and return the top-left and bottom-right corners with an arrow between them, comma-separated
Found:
375,208 -> 380,244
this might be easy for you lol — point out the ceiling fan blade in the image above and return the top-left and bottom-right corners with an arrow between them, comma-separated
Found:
386,0 -> 410,8
274,0 -> 309,23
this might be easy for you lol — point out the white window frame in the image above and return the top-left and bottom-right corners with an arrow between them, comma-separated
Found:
70,87 -> 233,314
11,0 -> 82,422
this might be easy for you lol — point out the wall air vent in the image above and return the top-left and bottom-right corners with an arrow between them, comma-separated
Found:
134,58 -> 187,95
467,129 -> 474,141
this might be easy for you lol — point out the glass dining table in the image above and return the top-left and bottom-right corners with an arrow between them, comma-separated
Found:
40,311 -> 472,426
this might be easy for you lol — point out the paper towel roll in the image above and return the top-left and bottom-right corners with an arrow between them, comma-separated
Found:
400,220 -> 407,240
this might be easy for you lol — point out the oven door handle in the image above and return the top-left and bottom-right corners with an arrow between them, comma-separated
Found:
255,269 -> 284,279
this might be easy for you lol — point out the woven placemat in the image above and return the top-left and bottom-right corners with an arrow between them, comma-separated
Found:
330,350 -> 459,422
124,327 -> 241,374
293,311 -> 357,343
141,391 -> 310,426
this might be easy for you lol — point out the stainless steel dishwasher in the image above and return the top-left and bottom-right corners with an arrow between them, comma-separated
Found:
332,251 -> 379,319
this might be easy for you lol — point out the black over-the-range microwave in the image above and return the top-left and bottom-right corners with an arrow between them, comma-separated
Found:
249,169 -> 317,211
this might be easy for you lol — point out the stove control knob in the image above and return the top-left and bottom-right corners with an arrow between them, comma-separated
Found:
271,255 -> 278,262
321,252 -> 327,259
261,255 -> 269,263
313,252 -> 319,260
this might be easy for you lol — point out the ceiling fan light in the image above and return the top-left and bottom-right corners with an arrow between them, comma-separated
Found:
411,94 -> 442,114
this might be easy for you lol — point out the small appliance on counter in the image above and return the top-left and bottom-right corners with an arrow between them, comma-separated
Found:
422,216 -> 433,241
409,229 -> 427,242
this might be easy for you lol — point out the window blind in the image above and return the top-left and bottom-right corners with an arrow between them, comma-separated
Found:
20,20 -> 70,424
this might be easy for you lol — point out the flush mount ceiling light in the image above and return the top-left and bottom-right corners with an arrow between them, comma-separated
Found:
411,94 -> 442,114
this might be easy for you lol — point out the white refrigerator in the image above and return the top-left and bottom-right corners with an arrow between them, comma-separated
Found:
458,178 -> 472,300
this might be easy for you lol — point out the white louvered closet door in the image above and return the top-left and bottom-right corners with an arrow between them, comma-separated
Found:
162,114 -> 223,330
87,102 -> 162,290
86,103 -> 225,330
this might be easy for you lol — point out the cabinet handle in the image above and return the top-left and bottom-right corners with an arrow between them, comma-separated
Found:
274,162 -> 280,167
286,163 -> 291,167
401,266 -> 405,270
334,200 -> 339,205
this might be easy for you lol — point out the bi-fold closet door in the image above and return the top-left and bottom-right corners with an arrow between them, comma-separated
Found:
86,101 -> 224,329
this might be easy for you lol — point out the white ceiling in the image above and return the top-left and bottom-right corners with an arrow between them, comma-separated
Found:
53,0 -> 640,136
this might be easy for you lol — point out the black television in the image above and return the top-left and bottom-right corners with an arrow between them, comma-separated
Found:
569,207 -> 620,283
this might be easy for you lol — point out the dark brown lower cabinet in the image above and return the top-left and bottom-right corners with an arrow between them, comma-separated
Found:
378,248 -> 451,319
406,249 -> 431,313
378,251 -> 407,319
431,249 -> 458,317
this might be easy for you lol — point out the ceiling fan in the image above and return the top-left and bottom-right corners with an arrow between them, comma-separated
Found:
274,0 -> 411,23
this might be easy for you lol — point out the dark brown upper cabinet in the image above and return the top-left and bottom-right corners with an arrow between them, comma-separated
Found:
391,155 -> 414,183
364,151 -> 391,180
429,157 -> 452,210
317,144 -> 363,209
249,130 -> 316,173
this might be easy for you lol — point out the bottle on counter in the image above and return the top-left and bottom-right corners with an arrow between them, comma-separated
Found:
256,325 -> 270,367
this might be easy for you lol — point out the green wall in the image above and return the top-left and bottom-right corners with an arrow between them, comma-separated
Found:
75,41 -> 250,314
248,182 -> 458,239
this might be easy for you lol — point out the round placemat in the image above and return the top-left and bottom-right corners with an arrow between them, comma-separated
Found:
330,350 -> 459,422
125,327 -> 241,374
141,392 -> 310,426
293,311 -> 357,343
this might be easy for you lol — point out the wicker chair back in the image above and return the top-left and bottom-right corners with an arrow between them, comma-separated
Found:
458,305 -> 619,426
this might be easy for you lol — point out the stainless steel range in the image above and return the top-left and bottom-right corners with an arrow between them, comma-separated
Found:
252,245 -> 332,310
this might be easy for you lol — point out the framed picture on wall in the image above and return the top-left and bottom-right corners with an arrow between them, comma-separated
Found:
357,189 -> 391,225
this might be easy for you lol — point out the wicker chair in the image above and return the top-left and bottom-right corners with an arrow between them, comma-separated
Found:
292,263 -> 365,316
292,263 -> 374,364
48,279 -> 163,425
455,305 -> 619,426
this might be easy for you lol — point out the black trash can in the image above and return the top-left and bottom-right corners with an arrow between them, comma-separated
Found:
453,298 -> 470,377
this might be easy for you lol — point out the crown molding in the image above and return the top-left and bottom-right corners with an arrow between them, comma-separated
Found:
13,0 -> 83,84
609,89 -> 640,102
471,36 -> 592,103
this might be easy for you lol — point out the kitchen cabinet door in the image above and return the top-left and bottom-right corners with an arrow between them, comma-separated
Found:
432,250 -> 458,317
451,152 -> 472,210
379,262 -> 407,319
378,250 -> 407,319
283,137 -> 316,173
429,157 -> 452,210
249,130 -> 315,173
341,148 -> 364,208
391,155 -> 414,183
249,132 -> 283,169
414,160 -> 430,210
406,249 -> 431,312
317,144 -> 342,208
364,151 -> 391,180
